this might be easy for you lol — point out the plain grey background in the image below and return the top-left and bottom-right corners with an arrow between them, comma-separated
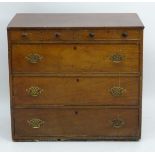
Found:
0,2 -> 154,152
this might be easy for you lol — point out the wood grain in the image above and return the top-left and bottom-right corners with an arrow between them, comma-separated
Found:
9,29 -> 140,41
7,13 -> 144,28
13,107 -> 139,140
13,76 -> 139,106
12,43 -> 140,73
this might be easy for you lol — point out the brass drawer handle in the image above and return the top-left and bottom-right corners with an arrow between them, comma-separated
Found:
89,32 -> 95,38
110,54 -> 124,63
27,118 -> 45,128
111,118 -> 125,128
25,53 -> 43,64
110,86 -> 126,97
21,32 -> 28,38
26,86 -> 43,97
54,32 -> 61,38
122,32 -> 128,38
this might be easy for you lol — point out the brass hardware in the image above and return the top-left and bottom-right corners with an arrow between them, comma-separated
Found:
110,54 -> 124,63
25,53 -> 43,64
110,86 -> 126,97
122,32 -> 128,38
54,32 -> 61,38
27,118 -> 44,128
26,86 -> 43,97
21,32 -> 28,38
111,118 -> 125,128
89,32 -> 95,38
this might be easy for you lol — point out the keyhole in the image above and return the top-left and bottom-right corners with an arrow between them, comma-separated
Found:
73,46 -> 77,50
74,111 -> 78,115
76,78 -> 80,82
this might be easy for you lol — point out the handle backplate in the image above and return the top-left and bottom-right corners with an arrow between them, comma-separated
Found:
26,86 -> 43,97
110,86 -> 126,97
111,118 -> 125,128
25,53 -> 43,64
27,118 -> 44,128
110,54 -> 124,63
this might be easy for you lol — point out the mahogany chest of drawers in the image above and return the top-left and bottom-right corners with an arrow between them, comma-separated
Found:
8,13 -> 144,141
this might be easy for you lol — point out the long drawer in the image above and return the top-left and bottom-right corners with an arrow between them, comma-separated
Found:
11,43 -> 140,73
13,76 -> 139,106
13,107 -> 139,140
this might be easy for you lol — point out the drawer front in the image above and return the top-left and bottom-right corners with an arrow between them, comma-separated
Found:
9,30 -> 75,41
13,108 -> 139,139
13,76 -> 139,106
79,29 -> 140,40
12,44 -> 140,73
9,29 -> 140,42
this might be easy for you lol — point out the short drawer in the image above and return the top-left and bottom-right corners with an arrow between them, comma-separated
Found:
11,43 -> 140,73
13,76 -> 139,106
13,107 -> 139,140
79,29 -> 141,40
9,29 -> 141,42
9,30 -> 75,41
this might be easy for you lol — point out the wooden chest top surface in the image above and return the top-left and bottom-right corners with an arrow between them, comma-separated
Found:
8,13 -> 144,28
